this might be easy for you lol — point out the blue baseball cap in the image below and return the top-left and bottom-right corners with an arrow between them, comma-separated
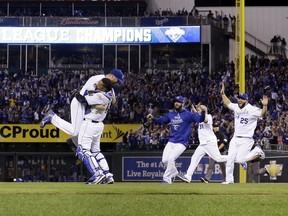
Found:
110,69 -> 124,85
175,96 -> 185,103
237,93 -> 249,100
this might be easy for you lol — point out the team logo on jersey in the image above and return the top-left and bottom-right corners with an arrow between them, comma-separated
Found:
265,160 -> 283,180
112,126 -> 125,141
164,27 -> 185,42
171,115 -> 183,131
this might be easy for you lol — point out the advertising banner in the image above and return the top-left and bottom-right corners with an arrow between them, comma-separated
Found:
122,156 -> 224,182
141,17 -> 185,27
0,26 -> 200,44
59,17 -> 100,26
0,124 -> 141,143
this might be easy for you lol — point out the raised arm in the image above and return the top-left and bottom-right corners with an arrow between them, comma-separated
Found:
200,105 -> 208,123
260,95 -> 268,117
191,104 -> 197,112
220,83 -> 231,107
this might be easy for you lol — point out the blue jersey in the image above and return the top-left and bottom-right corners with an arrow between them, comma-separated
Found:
153,109 -> 205,147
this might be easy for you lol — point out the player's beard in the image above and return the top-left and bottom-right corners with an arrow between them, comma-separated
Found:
238,101 -> 247,109
174,104 -> 183,112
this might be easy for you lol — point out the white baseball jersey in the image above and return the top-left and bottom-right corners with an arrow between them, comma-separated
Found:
197,114 -> 217,144
228,103 -> 262,137
79,91 -> 112,152
84,91 -> 112,122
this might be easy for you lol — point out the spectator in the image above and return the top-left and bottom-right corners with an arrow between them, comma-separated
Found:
229,14 -> 236,33
222,15 -> 229,32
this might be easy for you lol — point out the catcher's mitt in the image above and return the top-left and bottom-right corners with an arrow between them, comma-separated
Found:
71,88 -> 79,98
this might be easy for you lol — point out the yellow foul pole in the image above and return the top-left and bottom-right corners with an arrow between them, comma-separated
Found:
236,0 -> 246,183
239,0 -> 245,93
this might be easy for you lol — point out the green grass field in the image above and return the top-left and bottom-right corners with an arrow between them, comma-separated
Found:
0,182 -> 287,216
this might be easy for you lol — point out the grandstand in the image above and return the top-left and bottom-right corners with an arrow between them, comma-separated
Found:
0,0 -> 287,183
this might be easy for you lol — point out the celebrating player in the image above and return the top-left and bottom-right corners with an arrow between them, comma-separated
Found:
147,96 -> 205,184
74,78 -> 114,184
177,104 -> 228,183
41,78 -> 116,184
201,121 -> 228,183
220,83 -> 268,184
40,69 -> 123,136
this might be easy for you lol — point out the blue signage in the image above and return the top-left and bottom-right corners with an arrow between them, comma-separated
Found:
0,26 -> 200,44
122,156 -> 224,182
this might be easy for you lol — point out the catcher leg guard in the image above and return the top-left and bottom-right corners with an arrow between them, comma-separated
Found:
77,146 -> 102,176
93,152 -> 113,177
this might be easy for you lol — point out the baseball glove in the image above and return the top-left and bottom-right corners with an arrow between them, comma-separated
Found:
71,88 -> 79,98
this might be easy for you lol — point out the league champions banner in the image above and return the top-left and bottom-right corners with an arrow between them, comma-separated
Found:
259,157 -> 288,183
0,26 -> 200,44
0,124 -> 141,143
140,17 -> 186,27
122,156 -> 224,182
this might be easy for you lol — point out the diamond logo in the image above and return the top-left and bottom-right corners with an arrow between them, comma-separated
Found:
165,27 -> 185,42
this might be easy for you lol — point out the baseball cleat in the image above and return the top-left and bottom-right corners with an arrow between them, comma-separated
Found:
255,145 -> 265,159
40,110 -> 55,128
200,177 -> 210,183
221,181 -> 234,184
102,176 -> 114,184
241,162 -> 247,170
87,174 -> 106,185
177,174 -> 190,183
161,180 -> 172,184
85,175 -> 96,184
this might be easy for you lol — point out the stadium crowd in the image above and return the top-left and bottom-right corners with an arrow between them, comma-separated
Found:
0,54 -> 288,151
0,1 -> 287,152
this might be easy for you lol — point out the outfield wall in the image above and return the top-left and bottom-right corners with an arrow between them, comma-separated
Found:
0,151 -> 287,183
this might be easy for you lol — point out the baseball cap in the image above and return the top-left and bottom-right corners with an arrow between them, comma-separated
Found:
237,93 -> 249,100
213,122 -> 220,127
110,69 -> 124,85
175,96 -> 185,103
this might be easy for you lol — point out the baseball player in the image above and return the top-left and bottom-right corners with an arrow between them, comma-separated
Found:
201,121 -> 228,183
41,78 -> 115,184
75,79 -> 114,184
147,96 -> 206,184
220,83 -> 268,184
177,104 -> 228,183
40,69 -> 124,137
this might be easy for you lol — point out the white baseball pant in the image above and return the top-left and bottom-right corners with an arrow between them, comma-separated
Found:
162,142 -> 186,183
225,136 -> 260,183
51,98 -> 84,136
185,140 -> 227,181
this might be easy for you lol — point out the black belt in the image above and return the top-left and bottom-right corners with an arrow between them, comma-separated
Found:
236,136 -> 251,138
84,118 -> 100,123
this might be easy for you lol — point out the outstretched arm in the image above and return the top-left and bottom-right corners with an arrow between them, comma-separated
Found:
220,83 -> 231,107
147,113 -> 170,125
